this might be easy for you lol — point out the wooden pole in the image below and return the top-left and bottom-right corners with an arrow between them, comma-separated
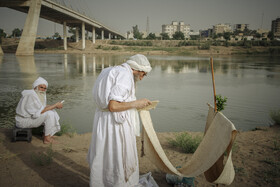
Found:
211,57 -> 218,186
210,57 -> 217,112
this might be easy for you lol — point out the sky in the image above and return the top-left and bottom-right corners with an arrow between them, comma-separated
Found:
0,0 -> 279,37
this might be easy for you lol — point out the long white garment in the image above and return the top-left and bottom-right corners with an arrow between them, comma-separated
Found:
87,63 -> 140,187
15,89 -> 60,136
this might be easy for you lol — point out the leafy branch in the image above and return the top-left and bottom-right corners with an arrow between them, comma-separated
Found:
216,94 -> 227,111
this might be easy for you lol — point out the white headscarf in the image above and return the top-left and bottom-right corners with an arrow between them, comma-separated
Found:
126,54 -> 152,73
32,77 -> 48,89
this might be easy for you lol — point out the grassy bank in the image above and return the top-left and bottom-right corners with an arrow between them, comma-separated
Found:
2,38 -> 280,56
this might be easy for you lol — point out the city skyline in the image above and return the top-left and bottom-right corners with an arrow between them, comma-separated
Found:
0,0 -> 279,37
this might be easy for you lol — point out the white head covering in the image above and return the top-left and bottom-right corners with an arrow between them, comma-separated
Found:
32,77 -> 48,88
126,54 -> 152,73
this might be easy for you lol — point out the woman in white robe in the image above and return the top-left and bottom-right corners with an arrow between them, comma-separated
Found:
15,77 -> 63,143
87,54 -> 152,187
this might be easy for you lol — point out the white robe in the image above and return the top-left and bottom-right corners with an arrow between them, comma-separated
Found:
15,89 -> 60,136
87,63 -> 140,187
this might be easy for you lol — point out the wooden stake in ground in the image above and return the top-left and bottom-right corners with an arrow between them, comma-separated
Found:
210,57 -> 217,112
211,57 -> 218,187
204,57 -> 222,187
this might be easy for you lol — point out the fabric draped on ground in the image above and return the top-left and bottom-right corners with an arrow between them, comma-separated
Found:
139,105 -> 237,185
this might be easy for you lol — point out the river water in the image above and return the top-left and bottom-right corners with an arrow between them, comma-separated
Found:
0,53 -> 279,133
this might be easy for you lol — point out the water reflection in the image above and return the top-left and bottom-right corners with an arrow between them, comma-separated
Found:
0,54 -> 280,133
64,54 -> 68,73
0,55 -> 3,65
16,56 -> 38,88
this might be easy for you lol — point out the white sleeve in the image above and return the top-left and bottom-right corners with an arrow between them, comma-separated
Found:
24,95 -> 44,119
108,70 -> 132,124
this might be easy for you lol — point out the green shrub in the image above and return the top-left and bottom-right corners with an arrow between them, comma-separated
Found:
96,45 -> 102,49
55,122 -> 76,137
216,94 -> 227,111
31,145 -> 54,166
169,132 -> 202,153
243,41 -> 252,48
270,109 -> 280,125
198,43 -> 210,50
102,46 -> 111,50
34,44 -> 46,49
112,46 -> 120,50
262,158 -> 280,182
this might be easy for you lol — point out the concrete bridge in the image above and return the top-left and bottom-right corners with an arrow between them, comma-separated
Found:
0,0 -> 126,55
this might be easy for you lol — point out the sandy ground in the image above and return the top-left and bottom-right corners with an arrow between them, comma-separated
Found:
0,124 -> 279,187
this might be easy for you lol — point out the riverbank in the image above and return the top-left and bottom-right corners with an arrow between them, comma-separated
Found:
0,125 -> 279,186
1,38 -> 280,56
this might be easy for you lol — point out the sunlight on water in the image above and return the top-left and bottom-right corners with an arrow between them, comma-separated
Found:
0,54 -> 280,133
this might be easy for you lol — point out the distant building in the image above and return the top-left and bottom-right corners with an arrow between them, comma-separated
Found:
141,31 -> 148,38
271,18 -> 280,38
200,29 -> 213,38
162,21 -> 191,38
257,29 -> 269,39
126,31 -> 134,39
234,24 -> 249,32
213,23 -> 232,34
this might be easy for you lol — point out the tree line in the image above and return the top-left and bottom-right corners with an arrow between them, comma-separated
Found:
131,25 -> 276,41
0,26 -> 277,43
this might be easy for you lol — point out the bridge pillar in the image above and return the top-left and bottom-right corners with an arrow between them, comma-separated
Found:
108,33 -> 111,40
92,27 -> 95,44
82,22 -> 85,50
16,0 -> 42,56
0,45 -> 3,55
76,28 -> 79,42
101,30 -> 104,40
63,21 -> 67,50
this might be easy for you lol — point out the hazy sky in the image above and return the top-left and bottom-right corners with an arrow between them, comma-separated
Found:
0,0 -> 279,36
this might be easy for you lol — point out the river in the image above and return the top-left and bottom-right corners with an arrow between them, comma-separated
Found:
0,53 -> 279,133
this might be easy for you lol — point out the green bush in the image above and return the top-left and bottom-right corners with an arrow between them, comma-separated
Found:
55,122 -> 76,137
216,94 -> 227,111
118,41 -> 153,46
270,109 -> 280,125
198,43 -> 210,50
31,145 -> 54,166
34,44 -> 46,49
111,46 -> 120,50
96,45 -> 102,49
169,132 -> 202,153
243,41 -> 252,48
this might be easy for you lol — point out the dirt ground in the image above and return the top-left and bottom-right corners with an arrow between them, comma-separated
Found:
0,124 -> 279,187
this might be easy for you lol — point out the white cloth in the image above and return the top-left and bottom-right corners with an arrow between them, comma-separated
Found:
139,105 -> 237,185
32,77 -> 48,88
87,63 -> 140,187
126,54 -> 152,73
15,89 -> 60,136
